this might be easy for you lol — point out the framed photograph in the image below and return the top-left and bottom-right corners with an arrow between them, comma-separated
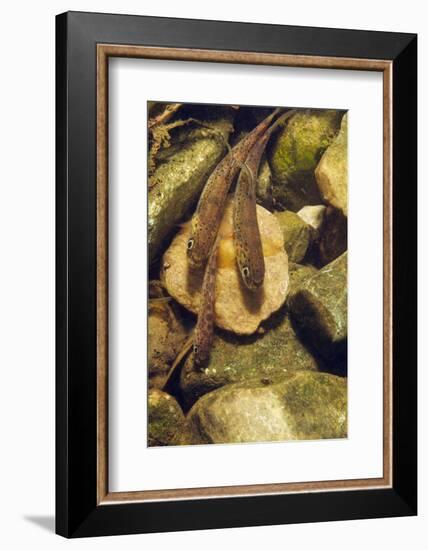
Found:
56,11 -> 417,538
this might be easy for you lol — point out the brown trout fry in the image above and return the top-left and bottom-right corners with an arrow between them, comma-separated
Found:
193,239 -> 219,369
187,108 -> 282,268
234,110 -> 296,290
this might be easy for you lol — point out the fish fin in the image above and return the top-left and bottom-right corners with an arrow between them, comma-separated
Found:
176,220 -> 191,229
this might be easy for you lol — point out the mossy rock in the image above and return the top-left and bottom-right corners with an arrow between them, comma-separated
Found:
178,371 -> 347,445
180,307 -> 319,407
289,252 -> 347,359
268,110 -> 342,211
148,115 -> 234,264
148,389 -> 185,446
274,210 -> 312,263
315,113 -> 348,216
288,262 -> 318,297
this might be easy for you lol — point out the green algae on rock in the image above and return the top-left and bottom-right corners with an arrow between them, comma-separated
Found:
288,262 -> 318,296
297,204 -> 326,230
315,113 -> 348,216
274,210 -> 313,263
162,197 -> 289,336
178,371 -> 347,445
148,119 -> 233,264
268,109 -> 342,211
148,389 -> 185,447
180,307 -> 319,406
289,252 -> 347,359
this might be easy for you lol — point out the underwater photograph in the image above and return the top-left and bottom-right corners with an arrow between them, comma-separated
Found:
147,102 -> 348,447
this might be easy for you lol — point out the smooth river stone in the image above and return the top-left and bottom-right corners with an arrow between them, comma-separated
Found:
315,113 -> 348,216
288,252 -> 347,359
268,109 -> 342,211
180,307 -> 319,407
178,371 -> 347,445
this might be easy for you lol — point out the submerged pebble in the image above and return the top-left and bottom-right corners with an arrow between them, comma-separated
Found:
178,371 -> 347,445
289,252 -> 347,359
148,113 -> 234,264
161,196 -> 289,335
297,204 -> 327,230
148,389 -> 185,447
315,113 -> 348,216
180,308 -> 319,407
268,109 -> 342,211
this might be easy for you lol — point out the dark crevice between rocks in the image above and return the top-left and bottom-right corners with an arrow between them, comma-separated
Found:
289,313 -> 347,377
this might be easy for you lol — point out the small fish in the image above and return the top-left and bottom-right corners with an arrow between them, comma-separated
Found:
234,110 -> 295,290
193,238 -> 219,369
187,108 -> 282,269
161,238 -> 221,386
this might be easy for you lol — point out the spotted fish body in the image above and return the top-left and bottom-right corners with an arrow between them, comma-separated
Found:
193,239 -> 219,369
187,108 -> 282,269
234,110 -> 295,290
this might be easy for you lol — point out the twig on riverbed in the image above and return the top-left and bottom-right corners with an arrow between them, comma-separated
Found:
148,103 -> 183,129
162,334 -> 194,392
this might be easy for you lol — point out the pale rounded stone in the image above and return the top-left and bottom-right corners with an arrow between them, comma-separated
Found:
315,114 -> 348,216
161,196 -> 289,335
297,204 -> 327,230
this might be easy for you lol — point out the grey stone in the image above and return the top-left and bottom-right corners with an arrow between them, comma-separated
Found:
180,307 -> 319,407
178,371 -> 347,445
289,252 -> 347,359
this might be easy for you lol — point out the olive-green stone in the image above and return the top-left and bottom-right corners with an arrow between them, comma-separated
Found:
148,111 -> 234,265
148,389 -> 185,447
178,371 -> 347,445
148,136 -> 226,264
180,308 -> 319,407
288,252 -> 347,359
268,109 -> 342,211
288,262 -> 318,297
274,210 -> 312,263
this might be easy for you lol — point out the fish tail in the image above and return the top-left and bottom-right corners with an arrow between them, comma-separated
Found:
267,108 -> 296,134
177,220 -> 191,229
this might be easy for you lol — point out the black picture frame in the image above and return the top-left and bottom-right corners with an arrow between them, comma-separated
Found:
56,11 -> 417,538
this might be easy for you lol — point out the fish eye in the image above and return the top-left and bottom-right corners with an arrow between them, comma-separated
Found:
187,238 -> 194,250
242,266 -> 250,279
193,344 -> 198,354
